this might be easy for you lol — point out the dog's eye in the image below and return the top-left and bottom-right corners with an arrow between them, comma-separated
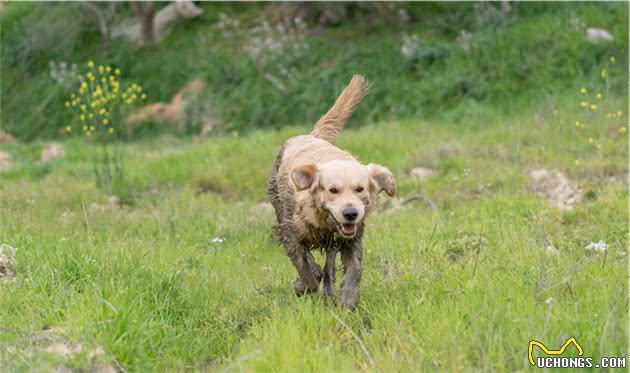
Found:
356,186 -> 364,193
329,187 -> 338,194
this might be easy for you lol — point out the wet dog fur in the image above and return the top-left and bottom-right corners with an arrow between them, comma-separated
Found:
266,75 -> 396,309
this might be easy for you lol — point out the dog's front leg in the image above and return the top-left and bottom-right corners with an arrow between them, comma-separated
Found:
323,247 -> 337,301
284,237 -> 321,296
340,239 -> 362,310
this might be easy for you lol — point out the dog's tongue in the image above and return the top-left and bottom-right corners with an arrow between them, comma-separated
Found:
341,224 -> 357,235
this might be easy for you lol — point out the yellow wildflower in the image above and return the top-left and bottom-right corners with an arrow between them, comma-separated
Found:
80,114 -> 86,121
141,93 -> 146,100
601,69 -> 607,79
619,127 -> 627,134
90,126 -> 95,131
108,127 -> 114,134
590,104 -> 598,111
596,93 -> 602,100
574,160 -> 581,166
618,110 -> 623,116
580,101 -> 588,107
64,101 -> 70,107
82,125 -> 88,131
102,119 -> 109,125
98,65 -> 104,74
106,66 -> 112,73
610,56 -> 616,63
580,87 -> 587,94
574,121 -> 581,127
80,105 -> 87,112
65,126 -> 72,132
99,108 -> 106,115
86,131 -> 91,137
588,137 -> 594,144
87,61 -> 94,68
88,113 -> 94,119
114,68 -> 121,76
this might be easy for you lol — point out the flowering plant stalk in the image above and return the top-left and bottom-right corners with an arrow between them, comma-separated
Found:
65,61 -> 146,194
572,55 -> 626,170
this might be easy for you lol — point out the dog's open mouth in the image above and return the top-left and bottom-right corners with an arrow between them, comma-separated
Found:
337,223 -> 357,238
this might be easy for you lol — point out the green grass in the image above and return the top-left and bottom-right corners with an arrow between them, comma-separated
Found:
1,92 -> 627,371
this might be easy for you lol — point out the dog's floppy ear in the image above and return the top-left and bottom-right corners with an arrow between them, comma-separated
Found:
291,164 -> 318,191
367,163 -> 396,197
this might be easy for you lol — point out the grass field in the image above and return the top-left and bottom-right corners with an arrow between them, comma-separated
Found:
1,92 -> 627,371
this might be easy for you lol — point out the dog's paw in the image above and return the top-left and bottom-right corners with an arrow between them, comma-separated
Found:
340,289 -> 359,310
312,265 -> 323,284
294,277 -> 319,297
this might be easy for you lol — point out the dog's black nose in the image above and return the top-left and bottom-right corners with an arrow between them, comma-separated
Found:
342,207 -> 358,222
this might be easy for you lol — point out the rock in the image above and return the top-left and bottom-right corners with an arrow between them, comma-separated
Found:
57,210 -> 76,225
90,196 -> 120,212
410,167 -> 437,181
585,240 -> 607,253
318,4 -> 347,26
39,143 -> 65,163
0,130 -> 16,144
529,168 -> 584,211
247,202 -> 275,223
26,328 -> 113,372
45,342 -> 82,357
0,244 -> 17,281
126,78 -> 205,128
112,1 -> 203,45
196,119 -> 220,141
252,202 -> 274,214
586,27 -> 614,42
0,151 -> 13,172
397,8 -> 411,22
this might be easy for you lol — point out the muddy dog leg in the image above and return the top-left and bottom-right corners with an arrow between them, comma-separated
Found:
323,247 -> 337,300
282,234 -> 321,296
340,240 -> 362,310
294,251 -> 323,296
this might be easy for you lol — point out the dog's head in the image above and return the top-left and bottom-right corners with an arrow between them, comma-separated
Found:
291,160 -> 396,239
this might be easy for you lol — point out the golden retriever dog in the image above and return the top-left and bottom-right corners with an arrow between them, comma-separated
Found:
266,75 -> 396,309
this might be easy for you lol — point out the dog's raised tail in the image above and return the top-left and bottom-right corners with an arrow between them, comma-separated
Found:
311,75 -> 369,144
